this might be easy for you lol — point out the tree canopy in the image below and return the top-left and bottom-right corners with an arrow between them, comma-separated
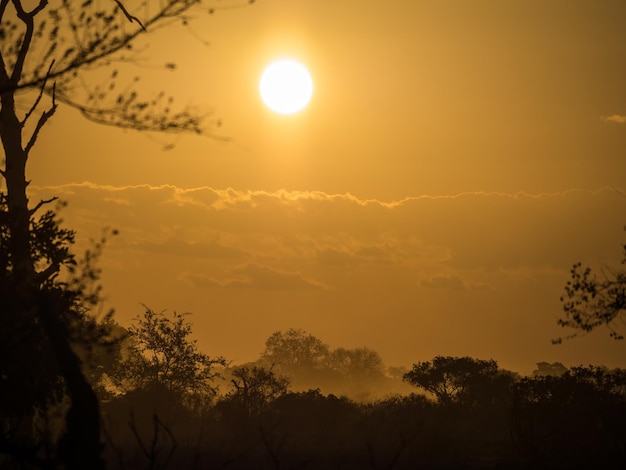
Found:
261,328 -> 330,372
403,356 -> 504,406
113,306 -> 226,398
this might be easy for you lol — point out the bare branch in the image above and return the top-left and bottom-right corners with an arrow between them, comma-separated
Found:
53,88 -> 229,140
9,0 -> 48,83
29,196 -> 58,216
128,411 -> 151,460
21,60 -> 55,127
25,82 -> 57,155
0,0 -> 9,22
60,0 -> 84,53
1,0 -> 253,96
36,259 -> 61,284
113,0 -> 146,31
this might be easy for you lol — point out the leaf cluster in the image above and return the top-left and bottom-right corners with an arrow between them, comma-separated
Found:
556,244 -> 626,343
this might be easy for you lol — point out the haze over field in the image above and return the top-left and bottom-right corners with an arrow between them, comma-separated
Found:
26,0 -> 626,373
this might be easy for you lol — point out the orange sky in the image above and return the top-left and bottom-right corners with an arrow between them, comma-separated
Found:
25,0 -> 626,374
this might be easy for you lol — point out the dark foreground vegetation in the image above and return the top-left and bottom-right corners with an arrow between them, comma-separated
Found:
3,308 -> 626,469
97,361 -> 626,469
106,348 -> 626,469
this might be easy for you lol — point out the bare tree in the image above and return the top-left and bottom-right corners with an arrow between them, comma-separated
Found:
0,0 -> 252,467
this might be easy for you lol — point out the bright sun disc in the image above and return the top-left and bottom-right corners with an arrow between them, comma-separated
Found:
260,59 -> 313,114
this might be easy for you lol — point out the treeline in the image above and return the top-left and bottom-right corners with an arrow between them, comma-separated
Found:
7,307 -> 624,469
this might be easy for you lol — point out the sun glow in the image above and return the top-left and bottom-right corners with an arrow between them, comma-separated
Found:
259,59 -> 313,115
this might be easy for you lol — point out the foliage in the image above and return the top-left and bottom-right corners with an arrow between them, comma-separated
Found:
555,244 -> 626,342
95,352 -> 626,469
141,366 -> 626,468
532,361 -> 567,377
114,306 -> 226,400
225,365 -> 290,416
258,329 -> 410,400
328,347 -> 386,380
261,328 -> 330,372
0,0 -> 243,135
511,366 -> 626,467
0,197 -> 116,467
0,197 -> 73,412
402,356 -> 506,406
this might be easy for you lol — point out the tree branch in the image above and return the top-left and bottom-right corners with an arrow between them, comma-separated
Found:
21,60 -> 55,128
0,0 -> 9,22
10,0 -> 48,83
0,0 -> 9,77
0,0 -> 216,95
113,0 -> 146,31
29,196 -> 58,216
36,259 -> 61,284
25,82 -> 57,155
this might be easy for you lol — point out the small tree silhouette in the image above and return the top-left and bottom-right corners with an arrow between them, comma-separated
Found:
116,306 -> 226,401
261,328 -> 330,372
227,366 -> 290,417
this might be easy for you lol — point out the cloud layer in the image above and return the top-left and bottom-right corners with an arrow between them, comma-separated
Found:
29,183 -> 626,371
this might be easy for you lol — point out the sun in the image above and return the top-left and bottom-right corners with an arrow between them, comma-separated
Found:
259,59 -> 313,115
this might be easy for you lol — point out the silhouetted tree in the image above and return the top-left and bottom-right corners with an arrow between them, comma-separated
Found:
532,361 -> 567,377
326,346 -> 389,399
113,306 -> 226,402
403,356 -> 502,406
511,366 -> 626,467
555,243 -> 626,342
1,1 -> 251,466
328,347 -> 385,381
225,365 -> 290,417
261,328 -> 330,373
0,205 -> 115,467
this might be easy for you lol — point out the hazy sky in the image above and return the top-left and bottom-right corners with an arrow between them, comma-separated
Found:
25,0 -> 626,373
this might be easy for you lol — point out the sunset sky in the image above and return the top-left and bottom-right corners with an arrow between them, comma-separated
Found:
25,0 -> 626,374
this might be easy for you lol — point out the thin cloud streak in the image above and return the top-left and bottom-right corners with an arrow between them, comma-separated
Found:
181,263 -> 328,290
31,182 -> 625,210
603,114 -> 626,124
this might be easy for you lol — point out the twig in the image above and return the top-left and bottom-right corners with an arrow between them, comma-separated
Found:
114,0 -> 146,31
29,196 -> 58,215
21,61 -> 55,127
154,414 -> 177,468
102,424 -> 127,470
25,83 -> 57,155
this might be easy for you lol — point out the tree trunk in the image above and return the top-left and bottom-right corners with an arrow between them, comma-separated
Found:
0,91 -> 34,285
1,87 -> 104,468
